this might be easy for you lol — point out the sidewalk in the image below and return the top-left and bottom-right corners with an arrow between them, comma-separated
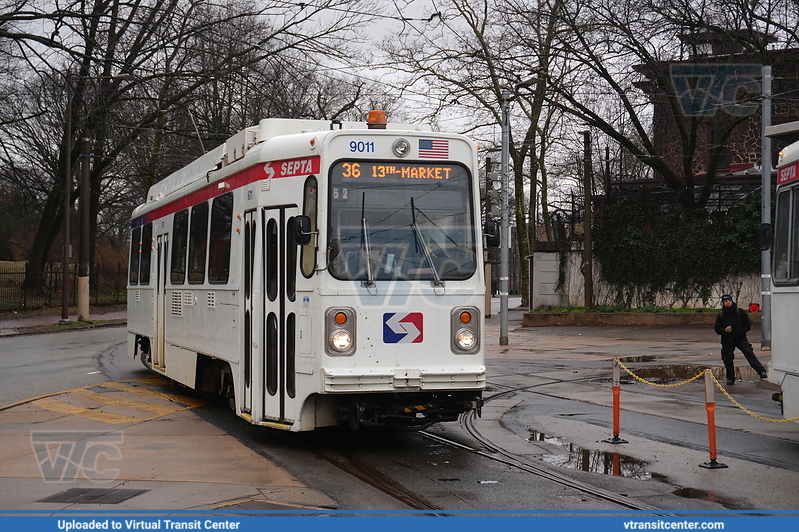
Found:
0,306 -> 340,510
0,305 -> 127,336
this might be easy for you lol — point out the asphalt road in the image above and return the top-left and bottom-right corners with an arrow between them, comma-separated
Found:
2,315 -> 799,511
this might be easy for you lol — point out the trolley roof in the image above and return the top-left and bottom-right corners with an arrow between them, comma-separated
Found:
133,117 -> 435,218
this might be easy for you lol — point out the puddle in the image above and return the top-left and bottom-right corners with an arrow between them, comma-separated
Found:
671,487 -> 743,510
588,365 -> 764,385
528,429 -> 745,509
618,355 -> 659,363
528,430 -> 658,480
620,365 -> 763,385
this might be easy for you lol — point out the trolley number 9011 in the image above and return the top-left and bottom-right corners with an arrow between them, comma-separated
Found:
350,141 -> 375,153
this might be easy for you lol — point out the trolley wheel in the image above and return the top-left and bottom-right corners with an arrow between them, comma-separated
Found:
220,369 -> 236,411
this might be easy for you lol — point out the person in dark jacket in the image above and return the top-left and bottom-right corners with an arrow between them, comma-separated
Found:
714,294 -> 768,385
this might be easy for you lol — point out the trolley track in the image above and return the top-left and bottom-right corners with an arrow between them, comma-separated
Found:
191,387 -> 444,511
271,430 -> 445,512
265,391 -> 659,512
199,371 -> 790,511
418,390 -> 662,512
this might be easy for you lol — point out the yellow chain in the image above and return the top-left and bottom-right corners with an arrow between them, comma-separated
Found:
616,359 -> 705,387
706,371 -> 799,423
615,359 -> 799,423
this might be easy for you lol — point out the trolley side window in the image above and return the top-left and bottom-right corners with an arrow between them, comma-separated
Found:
209,192 -> 234,284
301,176 -> 318,278
129,227 -> 141,285
286,216 -> 297,301
139,223 -> 153,285
188,202 -> 209,284
171,209 -> 189,284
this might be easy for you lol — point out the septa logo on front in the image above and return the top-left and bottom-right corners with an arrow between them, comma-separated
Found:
383,313 -> 424,343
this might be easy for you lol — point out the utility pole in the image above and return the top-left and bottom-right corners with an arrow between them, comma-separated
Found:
582,130 -> 594,309
78,131 -> 91,321
60,91 -> 73,323
761,66 -> 772,350
500,91 -> 511,345
485,157 -> 493,318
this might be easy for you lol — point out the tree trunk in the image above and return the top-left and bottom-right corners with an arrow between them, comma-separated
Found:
23,180 -> 66,296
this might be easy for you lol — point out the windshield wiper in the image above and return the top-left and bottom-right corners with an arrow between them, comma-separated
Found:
414,204 -> 460,248
361,192 -> 375,286
410,197 -> 442,286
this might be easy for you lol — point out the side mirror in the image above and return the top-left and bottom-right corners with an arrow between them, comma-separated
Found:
757,223 -> 773,251
294,215 -> 313,246
484,220 -> 500,248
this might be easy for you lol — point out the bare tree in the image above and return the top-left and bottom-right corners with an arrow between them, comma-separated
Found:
0,0 -> 379,294
381,0 -> 570,305
537,0 -> 798,211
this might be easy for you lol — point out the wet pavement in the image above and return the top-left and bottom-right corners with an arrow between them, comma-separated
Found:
1,301 -> 798,511
482,299 -> 799,510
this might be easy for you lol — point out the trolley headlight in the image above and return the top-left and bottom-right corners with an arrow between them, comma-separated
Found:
330,330 -> 352,351
451,306 -> 480,354
455,329 -> 476,351
326,307 -> 356,356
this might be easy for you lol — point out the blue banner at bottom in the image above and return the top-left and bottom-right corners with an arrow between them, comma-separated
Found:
0,514 -> 797,532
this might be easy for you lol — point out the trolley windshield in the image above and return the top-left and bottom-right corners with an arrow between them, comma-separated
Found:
328,161 -> 476,282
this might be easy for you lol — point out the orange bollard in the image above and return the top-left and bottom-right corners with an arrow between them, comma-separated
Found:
699,369 -> 728,469
603,358 -> 628,444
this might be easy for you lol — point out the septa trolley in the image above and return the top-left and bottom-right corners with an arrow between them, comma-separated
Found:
127,112 -> 488,431
768,138 -> 799,423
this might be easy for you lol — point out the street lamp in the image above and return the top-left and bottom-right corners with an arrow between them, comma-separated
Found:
498,74 -> 546,345
499,91 -> 512,345
65,73 -> 133,322
78,130 -> 91,321
60,83 -> 75,323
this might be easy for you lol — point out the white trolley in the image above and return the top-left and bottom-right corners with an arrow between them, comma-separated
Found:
769,138 -> 799,423
127,112 -> 488,431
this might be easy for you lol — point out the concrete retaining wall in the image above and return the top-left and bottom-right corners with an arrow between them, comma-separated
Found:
531,247 -> 762,309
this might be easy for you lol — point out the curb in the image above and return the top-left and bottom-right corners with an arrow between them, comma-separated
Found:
0,320 -> 127,338
522,312 -> 761,327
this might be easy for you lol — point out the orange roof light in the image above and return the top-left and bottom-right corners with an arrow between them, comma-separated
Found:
367,110 -> 387,129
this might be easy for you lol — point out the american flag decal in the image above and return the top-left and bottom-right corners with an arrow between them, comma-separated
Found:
418,139 -> 449,159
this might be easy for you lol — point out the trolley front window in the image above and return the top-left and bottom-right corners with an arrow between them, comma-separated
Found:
328,161 -> 476,282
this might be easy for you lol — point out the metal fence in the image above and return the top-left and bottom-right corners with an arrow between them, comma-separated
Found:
0,263 -> 126,312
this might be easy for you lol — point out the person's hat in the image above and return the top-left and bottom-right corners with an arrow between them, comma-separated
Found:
721,294 -> 733,302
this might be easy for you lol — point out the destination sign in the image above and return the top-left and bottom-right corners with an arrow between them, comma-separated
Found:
337,162 -> 456,181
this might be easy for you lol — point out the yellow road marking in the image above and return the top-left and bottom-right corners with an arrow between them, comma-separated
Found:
32,397 -> 144,424
22,377 -> 209,425
71,388 -> 180,416
99,381 -> 207,407
4,375 -> 209,425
